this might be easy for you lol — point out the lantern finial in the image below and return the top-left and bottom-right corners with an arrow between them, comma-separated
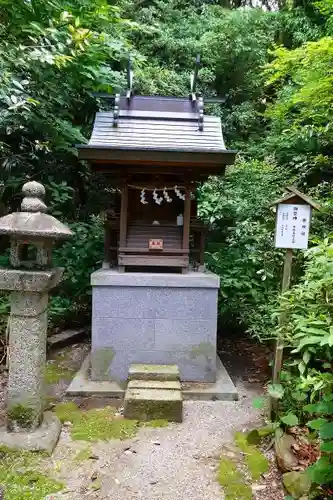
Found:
21,181 -> 47,213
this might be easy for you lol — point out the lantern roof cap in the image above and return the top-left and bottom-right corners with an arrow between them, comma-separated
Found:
0,181 -> 73,240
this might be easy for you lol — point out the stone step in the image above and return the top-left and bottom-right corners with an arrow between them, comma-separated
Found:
128,363 -> 180,382
128,379 -> 181,391
124,387 -> 183,422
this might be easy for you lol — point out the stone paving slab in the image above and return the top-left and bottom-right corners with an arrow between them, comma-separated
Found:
128,364 -> 180,381
47,328 -> 87,349
128,380 -> 181,390
124,388 -> 183,422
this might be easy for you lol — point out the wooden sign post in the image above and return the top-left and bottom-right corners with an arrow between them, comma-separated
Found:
269,186 -> 320,420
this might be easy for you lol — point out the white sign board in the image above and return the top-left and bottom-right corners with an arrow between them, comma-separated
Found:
275,204 -> 311,249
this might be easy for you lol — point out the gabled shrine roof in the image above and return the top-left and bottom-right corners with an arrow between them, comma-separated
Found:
87,110 -> 225,152
77,95 -> 236,169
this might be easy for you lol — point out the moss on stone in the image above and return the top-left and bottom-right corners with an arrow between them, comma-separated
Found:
132,364 -> 175,373
91,348 -> 115,379
55,403 -> 170,442
0,445 -> 63,500
55,403 -> 138,441
44,395 -> 57,410
74,446 -> 93,463
142,419 -> 169,428
54,402 -> 79,423
44,362 -> 75,384
234,431 -> 269,481
54,350 -> 72,362
73,409 -> 139,441
124,395 -> 182,422
217,457 -> 252,500
7,404 -> 37,429
189,342 -> 215,359
217,430 -> 269,498
90,476 -> 102,491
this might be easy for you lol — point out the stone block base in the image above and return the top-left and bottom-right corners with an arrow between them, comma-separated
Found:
66,353 -> 239,401
0,412 -> 61,454
128,364 -> 180,381
124,388 -> 183,422
91,269 -> 220,383
127,380 -> 182,391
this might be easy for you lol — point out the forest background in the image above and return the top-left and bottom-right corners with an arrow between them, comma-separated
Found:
1,0 -> 333,489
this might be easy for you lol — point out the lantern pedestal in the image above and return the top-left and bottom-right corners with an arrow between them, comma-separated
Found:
0,412 -> 61,454
0,267 -> 63,452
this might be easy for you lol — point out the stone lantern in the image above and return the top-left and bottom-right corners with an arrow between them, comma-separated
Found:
0,181 -> 72,452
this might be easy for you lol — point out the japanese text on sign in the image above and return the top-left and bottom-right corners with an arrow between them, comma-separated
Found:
149,239 -> 164,250
275,204 -> 311,249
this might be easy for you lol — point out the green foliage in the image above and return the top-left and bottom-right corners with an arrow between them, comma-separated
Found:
280,413 -> 299,426
217,457 -> 252,500
0,0 -> 134,186
270,237 -> 333,493
44,362 -> 75,384
198,159 -> 288,337
274,237 -> 333,372
267,383 -> 285,400
50,215 -> 104,326
126,2 -> 280,149
263,12 -> 333,186
234,432 -> 269,480
0,0 -> 142,329
0,446 -> 63,499
301,394 -> 333,487
74,446 -> 93,463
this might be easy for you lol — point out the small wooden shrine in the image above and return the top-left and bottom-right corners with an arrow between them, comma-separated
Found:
77,58 -> 236,273
74,59 -> 238,389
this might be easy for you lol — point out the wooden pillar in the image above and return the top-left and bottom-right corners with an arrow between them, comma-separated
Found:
199,229 -> 205,272
182,187 -> 191,273
118,184 -> 128,272
102,222 -> 111,269
269,247 -> 293,420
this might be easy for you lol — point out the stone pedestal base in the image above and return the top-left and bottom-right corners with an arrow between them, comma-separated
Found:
0,412 -> 61,454
66,353 -> 239,401
91,269 -> 220,383
0,267 -> 63,431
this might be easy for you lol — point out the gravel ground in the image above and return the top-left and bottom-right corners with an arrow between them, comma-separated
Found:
45,384 -> 261,500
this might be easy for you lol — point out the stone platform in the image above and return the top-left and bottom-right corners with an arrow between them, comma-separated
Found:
66,354 -> 238,401
90,269 -> 220,383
